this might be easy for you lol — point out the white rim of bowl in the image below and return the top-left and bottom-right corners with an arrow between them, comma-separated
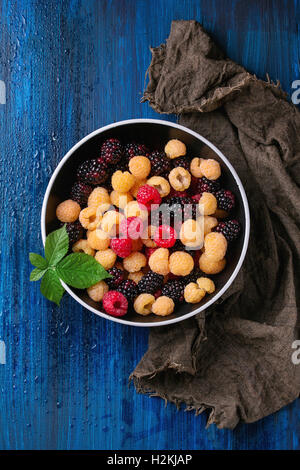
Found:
41,118 -> 250,327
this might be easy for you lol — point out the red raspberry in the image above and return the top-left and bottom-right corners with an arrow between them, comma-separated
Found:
192,194 -> 202,202
145,247 -> 157,259
120,217 -> 144,240
154,225 -> 177,248
136,185 -> 161,211
102,291 -> 128,317
110,238 -> 132,258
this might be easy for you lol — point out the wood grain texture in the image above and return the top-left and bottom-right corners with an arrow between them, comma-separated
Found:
0,0 -> 299,450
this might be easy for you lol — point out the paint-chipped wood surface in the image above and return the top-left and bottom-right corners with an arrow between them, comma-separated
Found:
0,0 -> 299,450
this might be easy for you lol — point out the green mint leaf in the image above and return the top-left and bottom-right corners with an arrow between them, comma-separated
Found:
40,269 -> 65,306
29,252 -> 48,270
45,225 -> 69,266
30,267 -> 48,281
56,253 -> 111,289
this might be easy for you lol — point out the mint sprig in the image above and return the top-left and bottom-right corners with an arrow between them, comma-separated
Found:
29,225 -> 111,305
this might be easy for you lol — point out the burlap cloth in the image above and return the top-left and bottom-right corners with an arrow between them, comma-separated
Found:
130,20 -> 300,429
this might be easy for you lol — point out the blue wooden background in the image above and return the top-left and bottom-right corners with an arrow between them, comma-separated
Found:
0,0 -> 299,450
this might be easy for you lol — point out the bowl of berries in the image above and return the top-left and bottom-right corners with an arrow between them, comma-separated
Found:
41,119 -> 250,326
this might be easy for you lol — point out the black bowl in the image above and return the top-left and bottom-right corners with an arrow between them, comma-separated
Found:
41,119 -> 250,327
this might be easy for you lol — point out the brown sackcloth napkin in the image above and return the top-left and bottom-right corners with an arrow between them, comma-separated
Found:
130,20 -> 300,429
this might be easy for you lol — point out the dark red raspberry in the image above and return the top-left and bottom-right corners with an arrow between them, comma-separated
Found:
162,279 -> 185,303
120,217 -> 144,240
154,289 -> 162,299
191,194 -> 202,202
77,158 -> 108,185
172,156 -> 190,170
137,185 -> 162,211
62,221 -> 84,245
145,247 -> 157,259
215,219 -> 241,242
197,176 -> 221,194
137,271 -> 164,295
102,291 -> 128,317
100,138 -> 123,164
215,189 -> 235,212
124,142 -> 149,160
70,182 -> 93,207
117,280 -> 138,302
106,267 -> 125,288
168,189 -> 189,199
110,238 -> 132,258
148,150 -> 171,176
154,225 -> 177,248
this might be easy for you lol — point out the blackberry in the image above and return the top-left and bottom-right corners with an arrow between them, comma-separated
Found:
70,181 -> 93,207
183,269 -> 202,285
148,150 -> 171,176
100,138 -> 123,164
161,279 -> 185,303
62,221 -> 84,245
197,176 -> 221,194
106,267 -> 125,288
124,142 -> 149,160
215,189 -> 235,212
215,219 -> 241,242
117,280 -> 138,302
172,156 -> 190,171
137,271 -> 164,294
166,196 -> 197,224
77,158 -> 108,185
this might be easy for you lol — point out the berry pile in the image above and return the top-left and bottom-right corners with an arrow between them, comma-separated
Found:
55,136 -> 242,318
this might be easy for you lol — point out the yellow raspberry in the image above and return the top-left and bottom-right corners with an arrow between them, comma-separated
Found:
198,192 -> 217,216
87,281 -> 109,302
79,206 -> 100,230
142,225 -> 157,248
111,170 -> 135,193
199,159 -> 221,180
180,219 -> 203,248
190,157 -> 204,178
134,293 -> 155,316
72,239 -> 95,256
124,201 -> 148,221
110,190 -> 133,209
123,252 -> 147,273
204,232 -> 227,261
149,248 -> 170,276
56,199 -> 81,223
199,253 -> 226,274
130,178 -> 147,198
131,238 -> 144,251
196,277 -> 215,294
152,296 -> 175,316
184,283 -> 206,303
168,167 -> 191,191
169,251 -> 194,276
100,210 -> 124,237
88,187 -> 110,207
128,271 -> 144,284
129,156 -> 151,180
87,229 -> 110,251
164,139 -> 186,159
203,215 -> 218,236
146,176 -> 170,198
95,249 -> 117,270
